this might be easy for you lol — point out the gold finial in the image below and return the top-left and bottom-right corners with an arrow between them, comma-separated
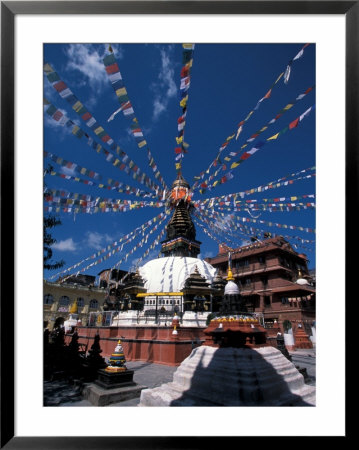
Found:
227,267 -> 234,281
227,251 -> 234,280
69,299 -> 78,314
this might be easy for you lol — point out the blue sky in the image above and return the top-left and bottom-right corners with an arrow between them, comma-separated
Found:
43,43 -> 315,281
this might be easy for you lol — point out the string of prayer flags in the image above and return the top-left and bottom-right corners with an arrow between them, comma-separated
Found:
44,188 -> 165,210
44,62 -> 115,146
199,104 -> 315,194
111,214 -> 168,269
284,43 -> 310,84
199,208 -> 315,248
44,64 -> 162,196
103,48 -> 167,191
45,167 -> 157,198
175,44 -> 195,173
199,210 -> 314,253
43,98 -> 161,194
44,150 -> 102,180
129,227 -> 167,271
213,210 -> 315,233
193,85 -> 314,191
214,202 -> 315,213
49,212 -> 165,281
59,215 -> 167,283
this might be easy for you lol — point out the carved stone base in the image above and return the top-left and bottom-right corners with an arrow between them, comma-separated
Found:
94,368 -> 135,390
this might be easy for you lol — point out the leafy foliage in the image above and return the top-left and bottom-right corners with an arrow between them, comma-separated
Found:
44,164 -> 65,271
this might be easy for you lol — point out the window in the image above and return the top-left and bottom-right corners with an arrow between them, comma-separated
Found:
89,299 -> 98,309
59,296 -> 70,306
281,297 -> 289,304
44,294 -> 54,305
245,278 -> 251,285
77,297 -> 84,307
261,276 -> 268,287
258,256 -> 265,264
236,259 -> 249,268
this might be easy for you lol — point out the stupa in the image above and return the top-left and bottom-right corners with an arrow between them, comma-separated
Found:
112,174 -> 217,328
64,299 -> 79,333
139,263 -> 316,406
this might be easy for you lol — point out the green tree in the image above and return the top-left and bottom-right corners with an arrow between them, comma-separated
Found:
43,215 -> 65,270
44,164 -> 65,271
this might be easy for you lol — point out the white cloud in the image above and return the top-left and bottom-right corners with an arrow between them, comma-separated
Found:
152,46 -> 177,121
52,238 -> 77,252
64,44 -> 123,93
84,231 -> 113,250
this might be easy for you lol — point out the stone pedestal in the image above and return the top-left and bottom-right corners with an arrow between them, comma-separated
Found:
82,368 -> 146,406
83,382 -> 146,406
95,369 -> 135,390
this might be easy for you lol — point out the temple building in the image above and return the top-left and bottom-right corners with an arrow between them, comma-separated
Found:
43,277 -> 106,330
205,236 -> 316,346
110,175 -> 218,328
56,175 -> 315,363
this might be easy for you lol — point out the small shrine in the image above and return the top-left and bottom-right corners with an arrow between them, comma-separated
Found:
139,254 -> 316,406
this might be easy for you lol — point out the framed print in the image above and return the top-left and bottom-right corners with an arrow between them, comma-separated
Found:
1,1 -> 353,447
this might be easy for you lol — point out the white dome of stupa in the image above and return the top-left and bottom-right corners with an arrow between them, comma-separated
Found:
296,277 -> 309,285
139,256 -> 216,293
224,280 -> 240,296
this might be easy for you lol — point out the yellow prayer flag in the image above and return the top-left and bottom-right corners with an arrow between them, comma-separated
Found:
94,126 -> 104,135
231,161 -> 241,169
176,136 -> 183,144
116,87 -> 127,97
259,126 -> 268,132
80,168 -> 86,175
291,196 -> 298,201
267,133 -> 280,141
213,180 -> 219,187
283,104 -> 294,111
43,63 -> 53,74
226,134 -> 235,141
245,111 -> 254,121
72,125 -> 80,135
224,157 -> 231,162
241,144 -> 248,149
138,140 -> 147,148
175,162 -> 181,170
73,101 -> 83,112
180,96 -> 188,108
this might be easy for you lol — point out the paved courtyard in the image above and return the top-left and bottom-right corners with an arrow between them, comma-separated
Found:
44,347 -> 316,407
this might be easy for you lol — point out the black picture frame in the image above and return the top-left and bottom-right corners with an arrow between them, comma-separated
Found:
1,1 -> 353,447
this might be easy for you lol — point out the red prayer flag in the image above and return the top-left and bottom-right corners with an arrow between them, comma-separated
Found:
263,89 -> 272,99
82,112 -> 92,121
53,110 -> 63,121
240,152 -> 251,160
53,81 -> 67,92
289,118 -> 300,129
105,63 -> 120,75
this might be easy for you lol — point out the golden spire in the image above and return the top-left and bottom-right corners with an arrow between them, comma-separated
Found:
69,299 -> 78,314
227,267 -> 235,281
227,251 -> 234,281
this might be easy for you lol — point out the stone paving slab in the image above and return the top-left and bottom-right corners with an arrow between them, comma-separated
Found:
56,361 -> 178,407
47,351 -> 315,407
